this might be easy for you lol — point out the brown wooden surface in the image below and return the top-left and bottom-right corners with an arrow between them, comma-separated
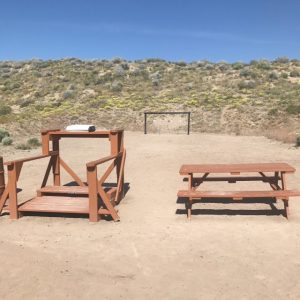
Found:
179,163 -> 296,175
178,190 -> 300,199
0,156 -> 5,197
1,128 -> 126,222
86,152 -> 122,168
60,159 -> 85,187
4,152 -> 58,166
38,185 -> 89,195
47,130 -> 123,139
18,196 -> 90,214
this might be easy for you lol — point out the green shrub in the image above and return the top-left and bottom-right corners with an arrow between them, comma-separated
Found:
238,80 -> 256,89
114,65 -> 126,77
269,71 -> 279,80
290,70 -> 300,77
0,105 -> 12,116
286,104 -> 300,114
232,62 -> 245,70
111,81 -> 123,92
0,128 -> 10,142
63,90 -> 74,99
240,69 -> 252,77
15,143 -> 32,150
20,99 -> 35,108
274,57 -> 289,64
268,108 -> 278,116
27,137 -> 41,148
296,136 -> 300,147
112,57 -> 122,64
2,136 -> 13,146
176,61 -> 187,67
255,60 -> 271,70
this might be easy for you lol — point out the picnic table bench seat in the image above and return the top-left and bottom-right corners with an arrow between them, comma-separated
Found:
178,190 -> 300,199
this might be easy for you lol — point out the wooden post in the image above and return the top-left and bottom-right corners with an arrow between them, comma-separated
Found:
187,112 -> 191,135
144,113 -> 147,134
52,137 -> 61,186
110,130 -> 124,197
8,163 -> 18,219
41,129 -> 60,155
281,172 -> 289,219
187,173 -> 193,220
0,156 -> 5,198
110,130 -> 123,155
41,132 -> 50,155
87,166 -> 99,222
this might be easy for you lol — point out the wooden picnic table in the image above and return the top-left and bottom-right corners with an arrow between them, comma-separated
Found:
178,163 -> 300,220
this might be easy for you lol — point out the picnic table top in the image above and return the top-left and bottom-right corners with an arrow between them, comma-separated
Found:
179,163 -> 296,175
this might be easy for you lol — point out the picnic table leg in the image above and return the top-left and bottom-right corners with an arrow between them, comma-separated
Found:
186,200 -> 192,220
274,172 -> 279,203
281,172 -> 289,219
187,174 -> 193,220
283,199 -> 289,219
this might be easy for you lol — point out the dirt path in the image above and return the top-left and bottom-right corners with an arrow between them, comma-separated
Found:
1,132 -> 300,299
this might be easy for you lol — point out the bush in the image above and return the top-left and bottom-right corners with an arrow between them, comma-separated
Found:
20,99 -> 34,108
240,68 -> 254,77
274,57 -> 289,64
121,63 -> 129,70
62,90 -> 74,99
112,57 -> 122,64
150,71 -> 161,81
0,105 -> 12,116
255,60 -> 271,70
2,136 -> 13,146
238,80 -> 256,89
0,128 -> 10,142
152,78 -> 160,86
269,71 -> 279,80
286,104 -> 300,114
232,62 -> 245,70
296,136 -> 300,147
114,65 -> 126,77
15,143 -> 31,150
268,108 -> 278,116
27,137 -> 41,148
176,61 -> 187,67
111,81 -> 123,92
290,70 -> 300,77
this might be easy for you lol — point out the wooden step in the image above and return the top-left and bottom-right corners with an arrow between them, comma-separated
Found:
38,185 -> 88,196
177,190 -> 300,200
18,196 -> 90,214
38,186 -> 117,199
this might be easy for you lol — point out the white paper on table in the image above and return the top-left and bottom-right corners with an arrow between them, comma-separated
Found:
65,124 -> 96,132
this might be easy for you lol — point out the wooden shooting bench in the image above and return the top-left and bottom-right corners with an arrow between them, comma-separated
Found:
0,129 -> 126,222
178,163 -> 300,220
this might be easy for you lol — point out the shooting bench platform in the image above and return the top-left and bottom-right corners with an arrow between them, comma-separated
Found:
0,129 -> 126,222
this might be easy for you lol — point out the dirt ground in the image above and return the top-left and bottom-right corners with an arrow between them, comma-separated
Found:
1,131 -> 300,300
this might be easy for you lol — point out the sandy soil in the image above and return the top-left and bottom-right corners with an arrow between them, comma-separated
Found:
1,131 -> 300,300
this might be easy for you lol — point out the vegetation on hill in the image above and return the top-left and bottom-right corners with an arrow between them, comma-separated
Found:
0,57 -> 300,141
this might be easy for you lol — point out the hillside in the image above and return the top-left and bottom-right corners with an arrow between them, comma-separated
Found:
1,57 -> 300,141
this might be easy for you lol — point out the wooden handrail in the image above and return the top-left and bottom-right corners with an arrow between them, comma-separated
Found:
86,151 -> 123,169
41,128 -> 61,134
4,151 -> 59,166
